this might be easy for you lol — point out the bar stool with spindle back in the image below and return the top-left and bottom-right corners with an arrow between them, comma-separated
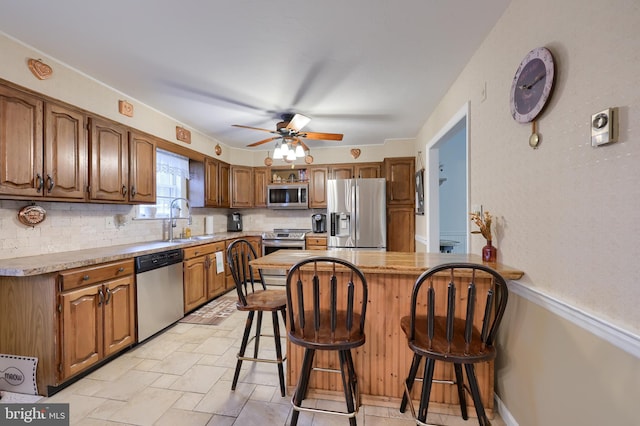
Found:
285,256 -> 368,426
399,263 -> 509,426
226,238 -> 287,397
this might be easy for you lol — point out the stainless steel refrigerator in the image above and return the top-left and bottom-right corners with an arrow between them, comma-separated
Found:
327,178 -> 386,250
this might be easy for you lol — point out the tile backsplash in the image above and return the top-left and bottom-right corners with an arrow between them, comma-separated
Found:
0,200 -> 324,259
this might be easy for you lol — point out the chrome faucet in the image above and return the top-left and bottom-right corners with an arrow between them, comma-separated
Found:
168,197 -> 192,242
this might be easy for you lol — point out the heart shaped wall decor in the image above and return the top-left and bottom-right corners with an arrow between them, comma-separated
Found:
28,58 -> 53,80
350,148 -> 361,159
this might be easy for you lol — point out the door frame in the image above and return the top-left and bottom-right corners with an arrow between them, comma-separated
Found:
425,102 -> 469,253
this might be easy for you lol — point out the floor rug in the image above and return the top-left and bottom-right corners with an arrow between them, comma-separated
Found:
180,296 -> 237,325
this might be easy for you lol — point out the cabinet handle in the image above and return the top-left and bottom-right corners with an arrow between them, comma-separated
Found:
98,288 -> 104,306
131,186 -> 136,197
83,275 -> 90,281
121,185 -> 128,197
46,174 -> 55,192
117,267 -> 125,273
104,288 -> 112,305
35,173 -> 43,193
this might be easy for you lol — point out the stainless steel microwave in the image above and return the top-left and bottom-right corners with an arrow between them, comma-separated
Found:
267,183 -> 308,209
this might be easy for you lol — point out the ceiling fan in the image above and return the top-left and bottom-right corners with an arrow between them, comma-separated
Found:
232,113 -> 344,152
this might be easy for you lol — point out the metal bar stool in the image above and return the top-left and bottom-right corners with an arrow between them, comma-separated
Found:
285,256 -> 368,426
399,263 -> 509,426
226,239 -> 287,397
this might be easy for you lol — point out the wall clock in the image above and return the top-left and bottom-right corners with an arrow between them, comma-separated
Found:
510,47 -> 556,147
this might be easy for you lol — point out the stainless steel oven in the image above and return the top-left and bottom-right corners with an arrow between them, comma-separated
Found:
261,229 -> 308,286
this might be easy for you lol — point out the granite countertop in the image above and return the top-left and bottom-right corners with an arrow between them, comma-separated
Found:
0,232 -> 260,277
251,250 -> 525,280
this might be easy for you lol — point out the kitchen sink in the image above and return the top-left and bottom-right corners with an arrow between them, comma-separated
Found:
169,235 -> 217,243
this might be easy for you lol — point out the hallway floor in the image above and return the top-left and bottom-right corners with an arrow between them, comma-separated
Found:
43,294 -> 506,425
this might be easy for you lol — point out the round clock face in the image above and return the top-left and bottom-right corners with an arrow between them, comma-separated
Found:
510,47 -> 555,123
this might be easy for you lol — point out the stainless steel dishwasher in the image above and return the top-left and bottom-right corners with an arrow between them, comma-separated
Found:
135,249 -> 184,342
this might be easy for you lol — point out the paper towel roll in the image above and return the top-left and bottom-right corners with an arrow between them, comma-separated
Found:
205,216 -> 214,235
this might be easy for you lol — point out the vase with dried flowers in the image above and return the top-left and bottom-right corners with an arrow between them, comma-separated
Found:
469,209 -> 497,262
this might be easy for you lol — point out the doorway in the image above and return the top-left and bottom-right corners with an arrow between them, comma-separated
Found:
425,103 -> 469,253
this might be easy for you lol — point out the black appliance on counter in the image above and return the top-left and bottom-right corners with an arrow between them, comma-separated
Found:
227,212 -> 243,232
311,213 -> 327,233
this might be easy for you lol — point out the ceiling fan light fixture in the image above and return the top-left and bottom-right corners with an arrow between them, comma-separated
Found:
295,144 -> 305,157
273,140 -> 283,159
286,147 -> 296,161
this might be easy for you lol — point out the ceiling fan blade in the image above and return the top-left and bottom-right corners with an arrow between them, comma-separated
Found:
285,114 -> 311,132
247,136 -> 281,147
301,131 -> 344,141
232,124 -> 276,133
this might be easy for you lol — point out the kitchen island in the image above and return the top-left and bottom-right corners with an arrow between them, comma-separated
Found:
250,250 -> 524,417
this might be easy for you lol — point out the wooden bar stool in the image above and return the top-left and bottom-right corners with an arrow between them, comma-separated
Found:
285,256 -> 368,426
226,239 -> 287,397
399,263 -> 509,426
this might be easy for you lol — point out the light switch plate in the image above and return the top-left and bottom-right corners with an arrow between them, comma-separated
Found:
591,107 -> 617,147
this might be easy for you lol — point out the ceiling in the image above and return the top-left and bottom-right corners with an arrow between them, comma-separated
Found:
0,1 -> 510,152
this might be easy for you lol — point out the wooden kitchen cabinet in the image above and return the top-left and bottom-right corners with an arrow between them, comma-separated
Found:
253,167 -> 268,207
384,157 -> 416,252
306,235 -> 327,250
384,157 -> 415,205
387,205 -> 415,252
128,130 -> 157,203
183,242 -> 226,312
230,165 -> 253,208
0,84 -> 87,200
58,259 -> 135,381
308,166 -> 328,208
330,165 -> 354,179
224,236 -> 262,290
355,162 -> 381,178
219,161 -> 230,208
89,117 -> 129,202
198,157 -> 230,208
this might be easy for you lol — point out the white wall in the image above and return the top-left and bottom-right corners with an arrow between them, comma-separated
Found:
413,0 -> 640,423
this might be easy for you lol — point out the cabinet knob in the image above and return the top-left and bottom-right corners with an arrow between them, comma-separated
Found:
83,275 -> 90,281
121,185 -> 128,197
117,267 -> 125,273
131,186 -> 136,196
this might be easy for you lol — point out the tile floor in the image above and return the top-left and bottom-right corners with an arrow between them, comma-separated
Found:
43,294 -> 507,425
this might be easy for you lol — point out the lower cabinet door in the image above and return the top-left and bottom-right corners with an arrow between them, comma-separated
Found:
183,256 -> 208,312
206,253 -> 226,299
60,284 -> 103,379
102,276 -> 136,357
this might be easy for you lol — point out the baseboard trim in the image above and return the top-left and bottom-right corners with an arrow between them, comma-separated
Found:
495,394 -> 518,426
508,280 -> 640,359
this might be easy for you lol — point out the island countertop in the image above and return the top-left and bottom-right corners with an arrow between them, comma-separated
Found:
251,249 -> 524,280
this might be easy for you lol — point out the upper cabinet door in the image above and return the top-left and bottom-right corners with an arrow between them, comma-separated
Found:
44,102 -> 87,200
89,117 -> 129,202
355,163 -> 381,179
204,157 -> 220,207
308,166 -> 328,208
384,157 -> 415,205
128,131 -> 156,203
0,85 -> 43,197
230,165 -> 253,208
218,161 -> 230,208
